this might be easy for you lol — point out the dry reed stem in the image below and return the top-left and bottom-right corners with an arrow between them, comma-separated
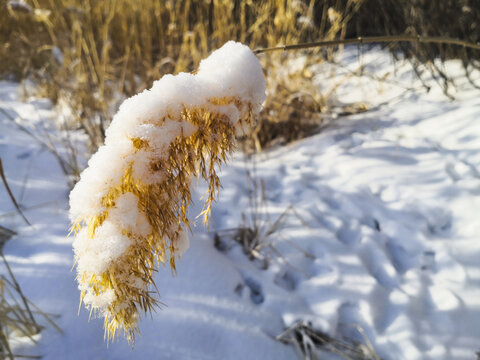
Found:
0,159 -> 31,226
253,35 -> 480,54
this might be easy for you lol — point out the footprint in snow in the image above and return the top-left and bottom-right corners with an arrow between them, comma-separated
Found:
425,208 -> 452,236
359,240 -> 398,289
336,302 -> 375,345
445,159 -> 477,182
421,250 -> 436,272
243,277 -> 264,305
360,215 -> 381,232
274,269 -> 297,292
369,286 -> 409,333
386,239 -> 418,274
336,220 -> 362,247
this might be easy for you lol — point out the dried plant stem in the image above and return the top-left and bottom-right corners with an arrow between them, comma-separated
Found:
254,35 -> 480,54
0,252 -> 38,332
0,158 -> 31,226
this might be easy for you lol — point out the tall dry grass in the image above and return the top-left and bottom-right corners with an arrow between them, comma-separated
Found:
1,0 -> 362,174
6,1 -> 475,170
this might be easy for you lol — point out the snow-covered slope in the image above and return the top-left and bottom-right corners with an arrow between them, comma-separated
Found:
1,49 -> 479,359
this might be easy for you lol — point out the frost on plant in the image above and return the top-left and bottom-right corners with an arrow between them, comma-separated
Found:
69,41 -> 266,343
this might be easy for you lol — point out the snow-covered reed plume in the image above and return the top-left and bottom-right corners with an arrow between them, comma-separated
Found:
69,41 -> 266,343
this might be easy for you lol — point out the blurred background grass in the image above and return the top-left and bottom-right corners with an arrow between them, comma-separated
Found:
1,0 -> 479,175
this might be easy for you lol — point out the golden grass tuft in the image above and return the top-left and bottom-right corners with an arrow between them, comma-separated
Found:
72,96 -> 256,343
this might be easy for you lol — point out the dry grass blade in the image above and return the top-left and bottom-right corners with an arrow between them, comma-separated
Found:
0,159 -> 30,226
0,226 -> 16,251
0,242 -> 61,359
0,106 -> 82,185
0,253 -> 38,334
0,218 -> 61,357
0,326 -> 14,360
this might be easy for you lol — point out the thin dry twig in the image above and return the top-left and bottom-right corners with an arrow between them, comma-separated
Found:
0,254 -> 62,359
0,105 -> 82,182
0,158 -> 30,226
0,253 -> 38,331
254,35 -> 480,54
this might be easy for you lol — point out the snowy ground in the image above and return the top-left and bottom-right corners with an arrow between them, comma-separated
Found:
1,49 -> 480,359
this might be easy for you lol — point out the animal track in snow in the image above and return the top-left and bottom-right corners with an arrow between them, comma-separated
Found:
360,239 -> 398,289
243,276 -> 265,305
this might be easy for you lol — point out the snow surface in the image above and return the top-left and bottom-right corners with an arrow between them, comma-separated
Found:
1,48 -> 480,359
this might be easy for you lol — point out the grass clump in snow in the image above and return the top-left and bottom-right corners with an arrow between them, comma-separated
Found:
0,272 -> 40,360
70,42 -> 266,343
0,231 -> 61,360
214,159 -> 314,274
277,320 -> 381,360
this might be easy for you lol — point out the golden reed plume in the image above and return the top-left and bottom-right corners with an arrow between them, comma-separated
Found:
69,42 -> 266,343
